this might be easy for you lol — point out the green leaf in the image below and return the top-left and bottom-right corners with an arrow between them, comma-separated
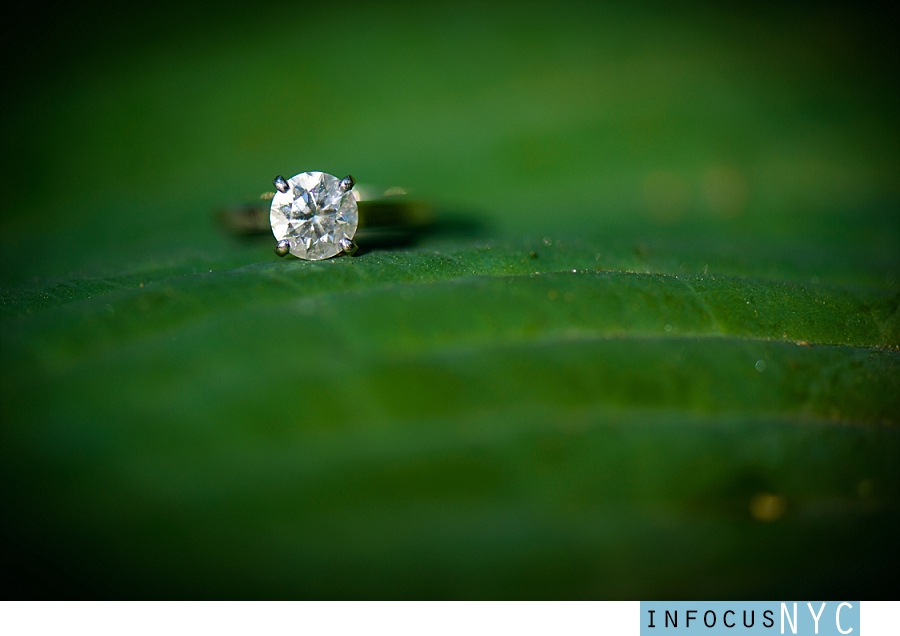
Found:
1,2 -> 898,598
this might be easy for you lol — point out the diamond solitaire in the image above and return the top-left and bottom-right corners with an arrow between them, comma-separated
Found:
270,171 -> 359,260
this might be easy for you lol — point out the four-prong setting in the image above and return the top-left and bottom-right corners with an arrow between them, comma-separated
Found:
274,239 -> 291,257
339,237 -> 358,256
338,174 -> 356,194
273,175 -> 290,193
269,171 -> 359,261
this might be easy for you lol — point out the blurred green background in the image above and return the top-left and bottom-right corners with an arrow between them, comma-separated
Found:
1,1 -> 898,598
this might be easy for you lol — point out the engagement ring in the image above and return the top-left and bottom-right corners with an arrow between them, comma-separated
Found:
216,170 -> 434,259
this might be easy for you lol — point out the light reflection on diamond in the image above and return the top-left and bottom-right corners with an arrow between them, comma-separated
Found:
269,171 -> 358,260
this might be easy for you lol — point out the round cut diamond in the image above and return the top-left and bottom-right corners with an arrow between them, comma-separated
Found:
269,171 -> 359,260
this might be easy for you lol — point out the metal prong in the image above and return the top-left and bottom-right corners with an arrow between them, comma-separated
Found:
275,239 -> 291,257
339,237 -> 358,256
338,174 -> 355,193
273,175 -> 289,193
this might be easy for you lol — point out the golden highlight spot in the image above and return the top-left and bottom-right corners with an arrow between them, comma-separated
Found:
750,493 -> 786,521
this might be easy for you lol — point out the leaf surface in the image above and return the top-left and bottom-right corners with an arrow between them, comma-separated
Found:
1,1 -> 898,598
